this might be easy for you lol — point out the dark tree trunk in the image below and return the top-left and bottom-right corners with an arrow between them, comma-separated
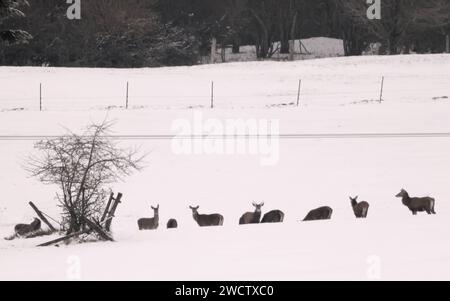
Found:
68,219 -> 81,234
280,24 -> 290,54
232,36 -> 240,54
446,34 -> 449,53
256,29 -> 270,58
289,12 -> 299,60
280,38 -> 290,54
343,26 -> 364,56
387,33 -> 401,55
251,9 -> 270,59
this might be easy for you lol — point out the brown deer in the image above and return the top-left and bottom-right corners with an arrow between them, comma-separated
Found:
4,218 -> 43,240
239,203 -> 264,225
303,206 -> 333,221
137,205 -> 159,230
261,210 -> 284,223
15,218 -> 42,237
396,189 -> 436,215
189,206 -> 224,227
167,219 -> 178,229
350,196 -> 370,218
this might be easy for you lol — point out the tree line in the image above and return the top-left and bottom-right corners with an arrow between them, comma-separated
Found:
1,0 -> 449,67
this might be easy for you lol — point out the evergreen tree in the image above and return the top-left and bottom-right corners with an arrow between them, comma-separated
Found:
0,0 -> 31,44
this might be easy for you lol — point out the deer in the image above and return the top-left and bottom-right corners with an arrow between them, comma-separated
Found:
261,210 -> 284,223
4,218 -> 42,240
16,218 -> 41,236
303,206 -> 333,221
137,205 -> 159,230
167,219 -> 178,229
350,196 -> 370,218
396,189 -> 436,215
189,206 -> 224,227
239,203 -> 264,225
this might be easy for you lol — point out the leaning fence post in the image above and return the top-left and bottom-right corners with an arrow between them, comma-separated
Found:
105,192 -> 122,232
297,79 -> 302,107
101,192 -> 115,223
29,201 -> 57,232
379,76 -> 385,103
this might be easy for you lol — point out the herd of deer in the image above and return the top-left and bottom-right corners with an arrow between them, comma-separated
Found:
6,189 -> 437,237
137,189 -> 437,230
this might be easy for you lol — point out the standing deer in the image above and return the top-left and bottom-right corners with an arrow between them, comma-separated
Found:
303,206 -> 333,221
350,196 -> 370,218
189,206 -> 224,227
396,189 -> 436,215
167,219 -> 178,229
137,205 -> 159,230
261,210 -> 284,223
239,203 -> 264,225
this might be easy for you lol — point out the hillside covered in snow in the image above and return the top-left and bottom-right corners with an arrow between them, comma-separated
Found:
1,54 -> 450,280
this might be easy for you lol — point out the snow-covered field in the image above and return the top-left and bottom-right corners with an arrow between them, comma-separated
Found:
1,54 -> 450,281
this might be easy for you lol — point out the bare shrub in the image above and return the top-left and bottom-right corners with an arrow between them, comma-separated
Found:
26,120 -> 145,235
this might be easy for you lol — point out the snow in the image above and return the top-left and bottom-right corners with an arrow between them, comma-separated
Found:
1,53 -> 450,280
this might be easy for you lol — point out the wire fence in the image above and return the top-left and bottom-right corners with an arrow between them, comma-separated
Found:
2,133 -> 450,141
0,74 -> 449,112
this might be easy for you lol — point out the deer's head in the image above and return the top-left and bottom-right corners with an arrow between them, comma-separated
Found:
252,202 -> 264,211
396,189 -> 407,198
189,206 -> 200,215
151,205 -> 160,214
349,196 -> 358,206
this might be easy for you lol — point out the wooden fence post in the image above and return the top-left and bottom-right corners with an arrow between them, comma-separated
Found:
29,201 -> 57,232
211,81 -> 214,109
81,216 -> 114,242
37,229 -> 91,247
105,192 -> 122,232
379,76 -> 385,103
39,83 -> 42,111
297,79 -> 302,107
101,192 -> 115,222
126,81 -> 129,109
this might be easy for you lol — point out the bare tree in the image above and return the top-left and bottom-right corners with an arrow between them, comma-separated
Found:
317,0 -> 371,56
26,120 -> 145,235
337,0 -> 450,54
247,0 -> 306,58
276,0 -> 303,55
225,0 -> 248,53
248,0 -> 277,58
